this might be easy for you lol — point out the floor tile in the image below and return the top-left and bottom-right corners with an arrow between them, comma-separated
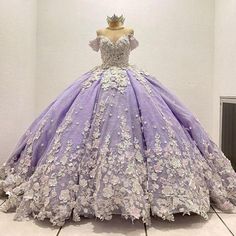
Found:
59,215 -> 146,236
218,213 -> 236,235
146,213 -> 231,236
0,211 -> 60,236
211,204 -> 236,213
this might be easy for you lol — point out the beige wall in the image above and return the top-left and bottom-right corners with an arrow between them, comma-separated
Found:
213,0 -> 236,145
0,0 -> 37,163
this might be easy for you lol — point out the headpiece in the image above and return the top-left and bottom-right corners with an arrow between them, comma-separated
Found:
106,14 -> 125,24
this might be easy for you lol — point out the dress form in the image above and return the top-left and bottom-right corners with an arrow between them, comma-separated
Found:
96,20 -> 134,44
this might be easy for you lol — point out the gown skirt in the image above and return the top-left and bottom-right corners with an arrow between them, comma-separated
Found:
0,54 -> 236,227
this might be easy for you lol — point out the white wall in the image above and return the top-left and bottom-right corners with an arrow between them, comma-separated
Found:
0,0 -> 37,163
213,0 -> 236,145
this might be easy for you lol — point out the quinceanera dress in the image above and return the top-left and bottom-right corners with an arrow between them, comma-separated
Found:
0,32 -> 236,227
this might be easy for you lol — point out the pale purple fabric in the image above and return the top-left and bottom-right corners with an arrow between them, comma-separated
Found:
0,32 -> 235,227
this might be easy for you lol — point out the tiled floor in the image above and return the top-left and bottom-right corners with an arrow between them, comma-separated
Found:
0,199 -> 235,236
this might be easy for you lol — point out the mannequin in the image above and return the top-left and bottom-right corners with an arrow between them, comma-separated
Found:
96,14 -> 134,44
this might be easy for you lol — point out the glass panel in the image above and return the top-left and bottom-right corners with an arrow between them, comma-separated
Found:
221,102 -> 236,171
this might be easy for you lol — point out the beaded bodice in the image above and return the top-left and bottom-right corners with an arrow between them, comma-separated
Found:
89,34 -> 139,68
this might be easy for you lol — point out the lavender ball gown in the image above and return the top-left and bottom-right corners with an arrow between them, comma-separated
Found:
0,33 -> 236,227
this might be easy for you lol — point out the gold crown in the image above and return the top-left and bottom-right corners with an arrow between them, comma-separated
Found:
106,14 -> 125,24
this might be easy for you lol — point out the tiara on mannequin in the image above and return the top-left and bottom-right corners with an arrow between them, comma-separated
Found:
106,14 -> 125,24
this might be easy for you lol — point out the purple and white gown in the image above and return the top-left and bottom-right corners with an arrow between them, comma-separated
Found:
0,33 -> 236,227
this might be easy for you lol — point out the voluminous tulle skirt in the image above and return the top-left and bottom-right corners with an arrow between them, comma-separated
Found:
0,64 -> 236,226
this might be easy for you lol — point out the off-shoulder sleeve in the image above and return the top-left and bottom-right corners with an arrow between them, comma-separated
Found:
88,37 -> 100,52
128,34 -> 139,51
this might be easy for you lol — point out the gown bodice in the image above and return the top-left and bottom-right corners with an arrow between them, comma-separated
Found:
88,33 -> 139,69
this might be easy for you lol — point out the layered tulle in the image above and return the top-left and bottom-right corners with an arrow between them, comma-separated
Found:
0,64 -> 236,227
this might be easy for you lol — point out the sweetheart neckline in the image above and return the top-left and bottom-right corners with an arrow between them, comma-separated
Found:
98,34 -> 130,45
